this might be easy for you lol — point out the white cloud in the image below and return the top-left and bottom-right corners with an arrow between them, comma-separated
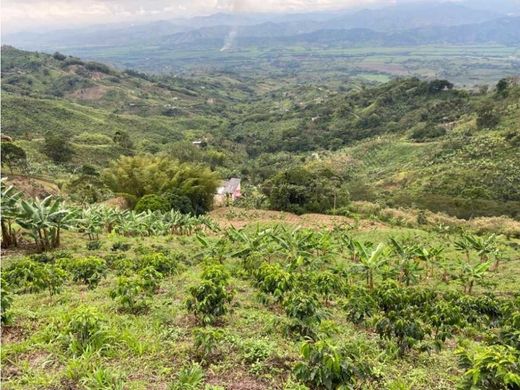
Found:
1,0 -> 429,33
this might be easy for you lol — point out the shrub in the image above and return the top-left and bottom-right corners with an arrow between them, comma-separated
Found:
4,258 -> 48,293
137,252 -> 178,275
134,194 -> 171,213
111,241 -> 131,252
60,306 -> 112,355
61,256 -> 107,288
456,343 -> 520,389
170,362 -> 205,390
53,52 -> 67,60
187,265 -> 233,325
109,275 -> 152,313
410,125 -> 446,141
86,240 -> 102,251
1,278 -> 13,325
283,291 -> 323,338
294,339 -> 371,389
254,262 -> 293,300
241,338 -> 275,364
193,327 -> 225,362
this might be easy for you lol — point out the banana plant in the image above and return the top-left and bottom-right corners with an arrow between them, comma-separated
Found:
459,260 -> 492,294
1,181 -> 22,248
389,238 -> 422,286
355,242 -> 388,290
17,196 -> 77,251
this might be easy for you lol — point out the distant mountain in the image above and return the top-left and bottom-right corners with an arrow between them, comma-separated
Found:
325,2 -> 502,31
157,17 -> 520,50
3,2 -> 507,52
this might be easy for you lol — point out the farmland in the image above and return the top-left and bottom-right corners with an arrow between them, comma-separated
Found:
1,187 -> 520,389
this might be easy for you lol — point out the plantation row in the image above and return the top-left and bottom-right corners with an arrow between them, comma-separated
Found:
1,182 -> 218,252
2,221 -> 518,389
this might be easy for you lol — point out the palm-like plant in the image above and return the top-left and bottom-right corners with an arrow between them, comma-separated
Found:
355,242 -> 388,289
460,260 -> 492,294
17,196 -> 77,251
1,181 -> 22,248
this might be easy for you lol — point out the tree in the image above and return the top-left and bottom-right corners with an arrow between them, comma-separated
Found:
134,194 -> 170,213
102,155 -> 219,214
428,79 -> 454,93
1,143 -> 27,173
496,78 -> 508,97
476,102 -> 500,129
113,131 -> 134,150
42,132 -> 74,164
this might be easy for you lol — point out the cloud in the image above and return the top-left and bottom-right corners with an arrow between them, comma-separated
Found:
1,0 -> 429,33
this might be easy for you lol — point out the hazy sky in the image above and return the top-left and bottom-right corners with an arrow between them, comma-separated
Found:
1,0 -> 419,33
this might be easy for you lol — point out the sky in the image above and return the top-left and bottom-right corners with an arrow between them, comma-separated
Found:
1,0 -> 412,34
3,0 -> 517,34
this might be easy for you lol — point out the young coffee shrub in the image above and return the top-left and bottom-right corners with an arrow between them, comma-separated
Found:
283,290 -> 323,338
186,264 -> 233,325
254,262 -> 294,300
456,342 -> 520,390
192,327 -> 225,362
60,305 -> 113,355
137,252 -> 178,275
61,256 -> 107,288
1,278 -> 13,325
5,258 -> 69,295
294,339 -> 373,389
110,274 -> 152,313
111,241 -> 131,252
86,240 -> 102,251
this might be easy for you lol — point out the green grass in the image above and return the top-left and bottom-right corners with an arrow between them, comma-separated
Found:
2,213 -> 519,389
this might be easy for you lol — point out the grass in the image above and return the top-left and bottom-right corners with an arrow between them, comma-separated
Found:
2,208 -> 519,389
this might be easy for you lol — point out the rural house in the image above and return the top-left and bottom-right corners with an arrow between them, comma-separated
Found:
214,178 -> 241,206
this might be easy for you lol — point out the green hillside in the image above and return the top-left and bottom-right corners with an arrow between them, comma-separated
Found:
1,46 -> 519,218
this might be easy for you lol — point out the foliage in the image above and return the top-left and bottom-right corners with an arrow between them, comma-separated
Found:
109,274 -> 154,313
186,264 -> 233,325
294,339 -> 372,389
42,131 -> 75,163
134,194 -> 171,213
1,181 -> 22,248
4,258 -> 67,294
1,142 -> 27,173
102,155 -> 219,214
456,343 -> 520,390
1,278 -> 13,325
17,196 -> 77,251
59,305 -> 113,355
61,256 -> 107,288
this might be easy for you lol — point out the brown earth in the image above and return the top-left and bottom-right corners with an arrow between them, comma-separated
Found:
209,207 -> 388,231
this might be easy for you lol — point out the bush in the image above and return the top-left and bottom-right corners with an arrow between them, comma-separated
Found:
110,274 -> 153,313
134,194 -> 171,213
254,262 -> 294,300
61,256 -> 107,288
283,291 -> 323,338
86,240 -> 102,251
456,343 -> 520,389
60,306 -> 113,355
136,252 -> 178,275
111,241 -> 131,252
53,52 -> 66,61
5,258 -> 48,293
186,265 -> 233,325
410,125 -> 446,141
193,327 -> 225,362
1,278 -> 13,325
294,339 -> 372,389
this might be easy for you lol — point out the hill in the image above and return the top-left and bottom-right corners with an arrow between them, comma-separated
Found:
1,46 -> 519,219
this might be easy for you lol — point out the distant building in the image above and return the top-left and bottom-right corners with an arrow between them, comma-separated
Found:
214,178 -> 241,206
